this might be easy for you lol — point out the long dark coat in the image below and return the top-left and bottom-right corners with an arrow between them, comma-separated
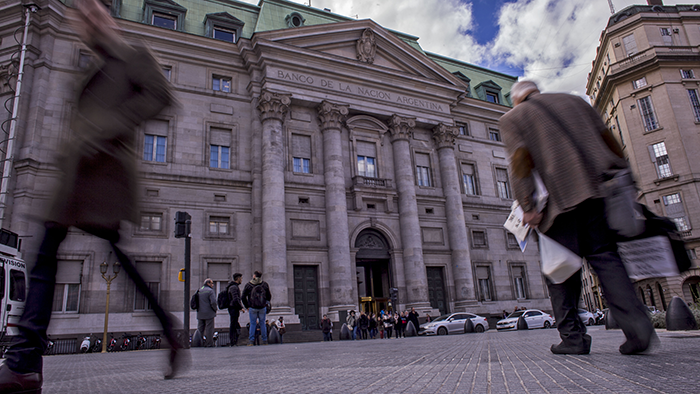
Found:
48,40 -> 172,235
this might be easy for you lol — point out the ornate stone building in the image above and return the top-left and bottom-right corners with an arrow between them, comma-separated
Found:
0,0 -> 550,337
586,1 -> 700,311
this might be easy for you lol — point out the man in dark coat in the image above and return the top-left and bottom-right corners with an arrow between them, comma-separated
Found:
408,307 -> 420,332
500,80 -> 655,355
197,279 -> 218,347
0,0 -> 178,391
226,273 -> 246,346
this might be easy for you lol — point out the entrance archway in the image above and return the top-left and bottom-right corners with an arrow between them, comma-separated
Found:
355,229 -> 392,315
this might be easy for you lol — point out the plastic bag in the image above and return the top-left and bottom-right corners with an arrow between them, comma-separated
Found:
538,231 -> 583,284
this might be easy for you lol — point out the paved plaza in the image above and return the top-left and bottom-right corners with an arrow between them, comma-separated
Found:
37,326 -> 699,393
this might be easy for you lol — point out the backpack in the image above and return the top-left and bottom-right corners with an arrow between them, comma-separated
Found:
217,284 -> 232,309
190,290 -> 199,310
249,283 -> 267,309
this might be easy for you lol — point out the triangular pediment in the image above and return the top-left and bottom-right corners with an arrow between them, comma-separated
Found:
251,20 -> 466,89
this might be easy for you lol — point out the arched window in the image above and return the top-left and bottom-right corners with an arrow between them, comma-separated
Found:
656,282 -> 666,311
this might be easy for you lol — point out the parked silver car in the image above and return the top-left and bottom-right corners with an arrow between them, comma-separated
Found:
578,309 -> 595,326
496,309 -> 554,331
419,313 -> 489,335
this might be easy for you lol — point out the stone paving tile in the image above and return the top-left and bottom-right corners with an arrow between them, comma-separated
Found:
34,326 -> 700,394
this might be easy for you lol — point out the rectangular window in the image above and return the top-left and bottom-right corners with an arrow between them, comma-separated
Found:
488,129 -> 501,142
213,27 -> 235,42
52,260 -> 82,313
415,153 -> 431,187
208,263 -> 231,295
688,89 -> 700,122
472,230 -> 487,248
134,262 -> 161,311
457,122 -> 468,136
496,168 -> 512,199
209,216 -> 230,235
78,52 -> 92,69
486,92 -> 499,104
144,134 -> 167,162
461,163 -> 478,195
649,142 -> 672,178
681,69 -> 695,79
475,266 -> 492,301
213,76 -> 232,92
210,145 -> 230,169
162,66 -> 171,81
512,266 -> 527,299
660,27 -> 673,45
506,232 -> 519,249
638,96 -> 659,132
622,34 -> 637,56
140,213 -> 162,231
663,193 -> 691,231
632,76 -> 647,89
357,156 -> 376,178
615,116 -> 625,146
292,134 -> 312,174
152,13 -> 176,30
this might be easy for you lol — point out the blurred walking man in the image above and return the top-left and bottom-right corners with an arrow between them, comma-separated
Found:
500,81 -> 656,355
0,0 -> 181,391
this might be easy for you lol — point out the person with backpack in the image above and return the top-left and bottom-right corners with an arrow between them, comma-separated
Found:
224,273 -> 245,346
197,279 -> 218,347
242,271 -> 272,346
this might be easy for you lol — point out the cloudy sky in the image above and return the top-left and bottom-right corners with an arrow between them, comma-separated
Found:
240,0 -> 687,98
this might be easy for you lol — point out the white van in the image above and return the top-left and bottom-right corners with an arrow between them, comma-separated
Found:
0,229 -> 27,352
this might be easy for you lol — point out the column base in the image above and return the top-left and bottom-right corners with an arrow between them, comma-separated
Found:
265,306 -> 300,324
327,304 -> 357,323
454,299 -> 480,311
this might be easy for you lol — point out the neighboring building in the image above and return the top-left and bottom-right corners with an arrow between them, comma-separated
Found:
586,1 -> 700,310
0,0 -> 550,338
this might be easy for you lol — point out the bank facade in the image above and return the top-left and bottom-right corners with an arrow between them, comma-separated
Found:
0,0 -> 550,336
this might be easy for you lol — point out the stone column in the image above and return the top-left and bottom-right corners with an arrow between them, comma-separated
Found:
317,101 -> 355,313
432,123 -> 476,306
388,115 -> 431,308
256,90 -> 291,312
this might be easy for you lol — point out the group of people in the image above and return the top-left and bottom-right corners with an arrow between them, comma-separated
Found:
344,307 -> 422,340
193,270 -> 276,347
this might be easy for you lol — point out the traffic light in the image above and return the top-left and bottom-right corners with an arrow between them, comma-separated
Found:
174,211 -> 191,238
390,287 -> 398,298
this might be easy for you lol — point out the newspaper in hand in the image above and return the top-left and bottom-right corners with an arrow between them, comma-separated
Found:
503,200 -> 530,252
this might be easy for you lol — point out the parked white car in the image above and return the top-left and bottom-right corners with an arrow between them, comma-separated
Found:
578,309 -> 595,326
496,309 -> 554,331
419,313 -> 489,335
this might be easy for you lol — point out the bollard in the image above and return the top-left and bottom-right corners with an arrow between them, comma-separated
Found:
666,296 -> 699,331
268,326 -> 281,344
517,316 -> 528,330
191,330 -> 203,347
339,323 -> 351,340
605,309 -> 620,330
405,321 -> 418,337
464,318 -> 474,333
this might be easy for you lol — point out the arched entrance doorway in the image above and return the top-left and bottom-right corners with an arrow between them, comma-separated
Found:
355,229 -> 392,315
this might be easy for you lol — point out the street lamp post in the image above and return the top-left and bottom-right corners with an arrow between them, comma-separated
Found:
100,253 -> 121,353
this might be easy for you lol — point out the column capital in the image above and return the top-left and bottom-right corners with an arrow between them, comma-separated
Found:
388,115 -> 415,143
257,90 -> 291,122
432,123 -> 458,149
317,101 -> 349,132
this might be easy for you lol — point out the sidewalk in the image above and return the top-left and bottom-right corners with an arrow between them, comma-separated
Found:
39,325 -> 700,393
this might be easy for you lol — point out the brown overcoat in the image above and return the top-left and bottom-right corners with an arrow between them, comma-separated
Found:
499,93 -> 627,232
48,39 -> 172,235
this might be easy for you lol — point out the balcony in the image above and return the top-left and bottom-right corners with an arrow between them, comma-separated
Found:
352,176 -> 392,189
609,46 -> 699,75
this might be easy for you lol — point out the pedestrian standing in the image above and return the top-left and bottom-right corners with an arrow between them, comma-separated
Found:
346,311 -> 357,340
408,308 -> 420,332
242,271 -> 272,346
500,80 -> 656,355
321,315 -> 332,342
369,314 -> 378,339
384,314 -> 394,339
276,317 -> 286,344
227,273 -> 246,346
0,0 -> 181,390
359,312 -> 369,340
197,279 -> 218,347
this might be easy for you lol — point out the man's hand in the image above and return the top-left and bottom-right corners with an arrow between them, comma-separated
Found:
523,210 -> 543,227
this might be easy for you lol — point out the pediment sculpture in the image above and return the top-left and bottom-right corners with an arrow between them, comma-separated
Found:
356,28 -> 377,64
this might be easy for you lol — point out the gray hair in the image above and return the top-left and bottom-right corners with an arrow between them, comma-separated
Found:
510,80 -> 540,106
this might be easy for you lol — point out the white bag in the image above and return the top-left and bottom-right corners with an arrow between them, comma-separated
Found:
537,231 -> 583,284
